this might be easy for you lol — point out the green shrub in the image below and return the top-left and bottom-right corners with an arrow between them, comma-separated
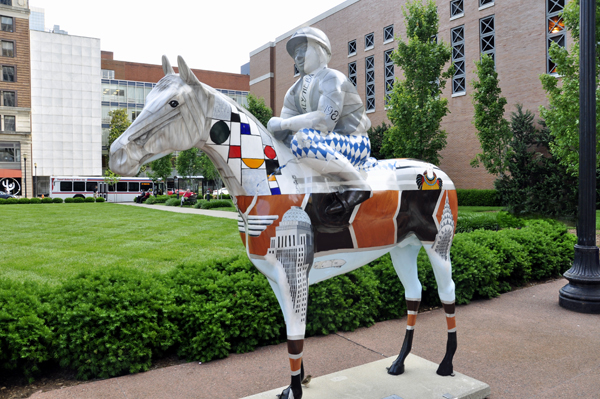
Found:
73,197 -> 85,203
193,199 -> 207,209
46,270 -> 179,380
201,199 -> 234,209
165,198 -> 180,206
0,198 -> 6,205
144,196 -> 156,204
0,279 -> 52,383
5,198 -> 17,204
52,197 -> 63,203
64,198 -> 74,203
456,211 -> 524,233
42,197 -> 53,203
95,197 -> 105,203
30,198 -> 42,204
84,197 -> 95,203
17,198 -> 31,204
154,195 -> 169,203
456,189 -> 501,206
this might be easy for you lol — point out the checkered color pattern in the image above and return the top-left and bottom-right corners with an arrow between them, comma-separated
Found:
290,128 -> 371,167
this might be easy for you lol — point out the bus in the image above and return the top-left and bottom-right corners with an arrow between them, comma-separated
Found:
49,176 -> 160,202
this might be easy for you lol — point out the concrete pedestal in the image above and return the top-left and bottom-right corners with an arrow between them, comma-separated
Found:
243,354 -> 490,399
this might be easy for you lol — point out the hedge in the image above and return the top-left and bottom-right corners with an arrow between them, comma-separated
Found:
42,198 -> 53,204
165,198 -> 180,207
52,198 -> 63,203
84,197 -> 95,203
456,189 -> 502,206
456,211 -> 525,233
200,199 -> 234,210
0,221 -> 575,383
96,197 -> 105,203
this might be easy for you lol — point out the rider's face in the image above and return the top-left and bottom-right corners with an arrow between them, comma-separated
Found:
294,42 -> 322,75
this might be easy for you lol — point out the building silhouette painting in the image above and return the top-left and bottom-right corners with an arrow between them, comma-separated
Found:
432,195 -> 455,261
267,207 -> 314,323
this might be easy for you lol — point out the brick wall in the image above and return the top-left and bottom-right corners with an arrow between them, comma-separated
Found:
0,14 -> 31,108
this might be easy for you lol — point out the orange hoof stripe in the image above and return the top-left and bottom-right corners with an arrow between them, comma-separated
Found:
446,316 -> 456,331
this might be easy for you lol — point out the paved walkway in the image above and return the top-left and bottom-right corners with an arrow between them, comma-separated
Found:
116,202 -> 239,220
28,278 -> 600,399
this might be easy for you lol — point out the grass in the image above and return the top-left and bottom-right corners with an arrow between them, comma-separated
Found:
458,206 -> 504,214
0,203 -> 244,285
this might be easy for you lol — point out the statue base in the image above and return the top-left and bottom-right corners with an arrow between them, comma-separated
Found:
242,354 -> 490,399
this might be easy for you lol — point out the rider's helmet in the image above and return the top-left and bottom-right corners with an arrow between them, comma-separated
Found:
286,27 -> 332,61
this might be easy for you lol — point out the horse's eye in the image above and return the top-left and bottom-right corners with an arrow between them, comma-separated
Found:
169,100 -> 179,108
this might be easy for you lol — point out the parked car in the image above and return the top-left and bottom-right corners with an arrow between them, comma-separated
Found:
0,192 -> 15,199
212,188 -> 228,196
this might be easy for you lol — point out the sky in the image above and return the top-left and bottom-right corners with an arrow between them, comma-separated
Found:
28,0 -> 347,74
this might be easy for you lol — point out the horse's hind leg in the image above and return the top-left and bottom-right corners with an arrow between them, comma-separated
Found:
387,243 -> 422,375
423,244 -> 457,376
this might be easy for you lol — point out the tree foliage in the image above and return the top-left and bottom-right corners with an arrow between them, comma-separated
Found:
495,106 -> 577,216
244,94 -> 273,127
539,0 -> 600,176
198,153 -> 222,195
147,155 -> 174,192
176,148 -> 203,180
471,54 -> 513,176
107,109 -> 131,149
367,122 -> 391,160
383,0 -> 453,165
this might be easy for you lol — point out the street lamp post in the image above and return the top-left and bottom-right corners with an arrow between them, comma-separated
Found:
558,0 -> 600,313
34,163 -> 37,198
23,156 -> 27,198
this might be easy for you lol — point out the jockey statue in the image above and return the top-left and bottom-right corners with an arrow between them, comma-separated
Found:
267,27 -> 372,216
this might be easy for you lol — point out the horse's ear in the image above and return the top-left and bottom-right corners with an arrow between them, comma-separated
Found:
177,56 -> 201,86
162,55 -> 174,75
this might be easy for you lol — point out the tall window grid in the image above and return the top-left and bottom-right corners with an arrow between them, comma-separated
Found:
384,49 -> 394,105
451,26 -> 466,94
480,0 -> 494,7
348,61 -> 357,86
450,0 -> 464,18
348,40 -> 357,56
547,0 -> 566,74
365,33 -> 374,51
480,15 -> 495,64
384,25 -> 394,43
365,56 -> 375,111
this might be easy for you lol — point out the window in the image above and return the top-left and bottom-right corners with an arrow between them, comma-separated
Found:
451,26 -> 466,94
0,0 -> 12,5
348,61 -> 357,86
129,182 -> 140,192
0,141 -> 19,162
2,91 -> 15,106
116,182 -> 128,192
348,40 -> 356,56
73,182 -> 85,192
450,0 -> 464,18
1,40 -> 13,57
365,56 -> 375,111
384,49 -> 395,105
2,65 -> 14,81
547,0 -> 566,74
86,182 -> 97,192
293,63 -> 299,76
480,0 -> 494,7
480,15 -> 495,64
1,16 -> 13,32
60,182 -> 73,192
384,25 -> 394,43
101,69 -> 115,79
3,115 -> 14,131
365,33 -> 374,51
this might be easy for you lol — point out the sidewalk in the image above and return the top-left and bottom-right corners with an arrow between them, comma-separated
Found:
116,202 -> 239,220
27,278 -> 600,399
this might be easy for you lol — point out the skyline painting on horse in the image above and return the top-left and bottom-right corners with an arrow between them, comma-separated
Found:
109,51 -> 458,399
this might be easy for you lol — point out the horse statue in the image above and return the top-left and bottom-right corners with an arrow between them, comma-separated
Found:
110,56 -> 458,399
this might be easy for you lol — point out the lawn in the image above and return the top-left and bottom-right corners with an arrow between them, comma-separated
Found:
0,203 -> 244,285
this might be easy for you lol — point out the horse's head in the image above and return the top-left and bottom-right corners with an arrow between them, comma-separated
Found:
109,55 -> 210,176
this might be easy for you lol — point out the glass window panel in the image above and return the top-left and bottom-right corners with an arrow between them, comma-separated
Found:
4,115 -> 15,131
2,66 -> 14,82
2,41 -> 13,57
86,182 -> 97,192
548,16 -> 565,33
384,25 -> 394,42
73,182 -> 85,191
129,182 -> 140,192
108,183 -> 115,192
365,33 -> 374,49
116,182 -> 128,192
451,0 -> 463,17
548,0 -> 565,14
348,40 -> 356,55
3,91 -> 15,107
1,16 -> 13,32
60,182 -> 73,192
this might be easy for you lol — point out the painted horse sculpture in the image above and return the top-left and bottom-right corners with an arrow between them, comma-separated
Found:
110,56 -> 459,399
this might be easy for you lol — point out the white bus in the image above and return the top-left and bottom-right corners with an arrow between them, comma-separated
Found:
50,176 -> 158,202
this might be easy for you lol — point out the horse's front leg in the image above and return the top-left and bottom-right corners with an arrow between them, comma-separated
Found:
262,255 -> 308,399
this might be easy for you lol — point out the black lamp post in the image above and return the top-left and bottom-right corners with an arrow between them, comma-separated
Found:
34,163 -> 37,198
558,0 -> 600,313
23,156 -> 27,198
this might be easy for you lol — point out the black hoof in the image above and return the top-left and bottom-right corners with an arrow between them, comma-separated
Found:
436,360 -> 454,376
387,361 -> 405,375
277,385 -> 302,399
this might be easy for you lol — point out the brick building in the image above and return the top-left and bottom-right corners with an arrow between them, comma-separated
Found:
0,0 -> 31,197
249,0 -> 568,189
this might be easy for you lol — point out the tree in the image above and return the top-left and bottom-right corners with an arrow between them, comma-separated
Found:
367,122 -> 391,160
198,153 -> 222,197
470,54 -> 513,177
146,154 -> 173,194
539,0 -> 600,176
244,93 -> 273,127
383,0 -> 453,165
176,148 -> 203,189
495,105 -> 577,216
107,109 -> 131,150
103,169 -> 120,203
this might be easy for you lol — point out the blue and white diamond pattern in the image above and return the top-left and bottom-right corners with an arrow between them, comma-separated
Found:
290,128 -> 371,167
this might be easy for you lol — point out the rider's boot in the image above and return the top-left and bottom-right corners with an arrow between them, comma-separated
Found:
326,189 -> 371,215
